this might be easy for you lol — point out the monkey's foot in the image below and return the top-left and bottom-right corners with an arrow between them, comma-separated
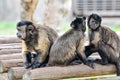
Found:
94,59 -> 108,65
86,62 -> 95,69
24,62 -> 32,69
70,60 -> 82,65
32,62 -> 41,69
87,57 -> 95,62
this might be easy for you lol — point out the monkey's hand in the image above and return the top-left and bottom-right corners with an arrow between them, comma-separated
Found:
32,61 -> 41,69
23,52 -> 32,69
94,59 -> 108,65
24,62 -> 32,69
86,61 -> 95,69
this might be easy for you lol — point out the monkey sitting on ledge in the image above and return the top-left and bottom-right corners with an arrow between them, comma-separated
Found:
85,14 -> 120,76
16,21 -> 58,69
47,17 -> 94,68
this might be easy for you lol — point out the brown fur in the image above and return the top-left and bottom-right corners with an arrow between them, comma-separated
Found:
47,17 -> 94,68
86,14 -> 120,76
17,21 -> 58,69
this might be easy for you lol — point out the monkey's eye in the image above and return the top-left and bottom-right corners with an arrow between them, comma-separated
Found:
28,29 -> 32,31
17,29 -> 21,31
92,21 -> 95,23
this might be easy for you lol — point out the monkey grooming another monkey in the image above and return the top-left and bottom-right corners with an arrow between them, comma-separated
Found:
85,14 -> 120,76
47,17 -> 94,68
16,21 -> 58,69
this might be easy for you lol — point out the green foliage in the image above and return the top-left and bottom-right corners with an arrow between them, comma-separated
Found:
64,74 -> 116,80
0,21 -> 16,35
109,24 -> 120,32
0,22 -> 119,36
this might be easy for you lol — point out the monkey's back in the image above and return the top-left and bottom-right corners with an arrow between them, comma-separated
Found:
34,25 -> 58,57
38,25 -> 58,43
100,27 -> 120,51
48,29 -> 84,66
99,26 -> 120,60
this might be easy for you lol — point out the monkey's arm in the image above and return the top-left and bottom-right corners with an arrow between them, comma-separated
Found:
22,40 -> 32,69
32,31 -> 51,68
76,38 -> 94,69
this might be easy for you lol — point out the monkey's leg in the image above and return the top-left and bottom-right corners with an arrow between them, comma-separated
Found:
78,53 -> 94,69
100,41 -> 120,76
96,41 -> 109,65
70,53 -> 82,65
32,53 -> 41,69
23,51 -> 32,69
95,49 -> 109,65
115,62 -> 120,76
77,44 -> 95,68
32,52 -> 48,69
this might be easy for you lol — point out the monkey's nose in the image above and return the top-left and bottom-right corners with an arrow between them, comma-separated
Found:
17,33 -> 22,38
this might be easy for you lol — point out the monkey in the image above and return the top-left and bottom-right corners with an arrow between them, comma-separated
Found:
85,13 -> 120,76
47,17 -> 94,68
16,21 -> 58,69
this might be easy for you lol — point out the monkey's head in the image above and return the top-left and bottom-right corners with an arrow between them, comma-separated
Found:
88,14 -> 102,31
16,21 -> 37,40
70,17 -> 86,32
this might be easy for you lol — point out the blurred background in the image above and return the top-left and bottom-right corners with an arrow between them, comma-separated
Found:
0,0 -> 120,36
0,0 -> 120,80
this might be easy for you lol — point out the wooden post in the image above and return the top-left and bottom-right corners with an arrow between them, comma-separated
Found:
0,59 -> 23,73
8,67 -> 28,80
0,49 -> 21,55
0,43 -> 21,49
0,73 -> 9,80
22,64 -> 116,80
0,36 -> 21,44
21,0 -> 38,21
0,53 -> 22,60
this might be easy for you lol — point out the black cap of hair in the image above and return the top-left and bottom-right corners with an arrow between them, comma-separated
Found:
17,21 -> 33,27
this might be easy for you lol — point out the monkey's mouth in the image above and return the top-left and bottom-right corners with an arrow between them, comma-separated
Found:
17,36 -> 26,40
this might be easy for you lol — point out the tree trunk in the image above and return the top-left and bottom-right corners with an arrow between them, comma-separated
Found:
23,64 -> 116,80
42,0 -> 69,31
21,0 -> 38,21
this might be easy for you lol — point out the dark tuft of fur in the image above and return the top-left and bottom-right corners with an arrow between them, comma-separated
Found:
71,17 -> 85,30
17,21 -> 33,27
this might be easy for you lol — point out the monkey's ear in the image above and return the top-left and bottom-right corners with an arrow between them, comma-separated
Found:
82,16 -> 86,20
28,25 -> 35,30
27,25 -> 34,35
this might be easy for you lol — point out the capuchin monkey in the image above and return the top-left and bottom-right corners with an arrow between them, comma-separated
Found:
47,17 -> 94,69
16,21 -> 58,69
85,14 -> 120,76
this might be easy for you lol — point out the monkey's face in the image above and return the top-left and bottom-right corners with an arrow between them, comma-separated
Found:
17,25 -> 27,40
88,14 -> 101,30
89,18 -> 100,30
71,17 -> 86,32
16,21 -> 35,40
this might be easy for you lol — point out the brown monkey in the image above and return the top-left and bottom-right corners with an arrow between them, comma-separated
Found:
16,21 -> 58,69
47,17 -> 94,68
85,14 -> 120,76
